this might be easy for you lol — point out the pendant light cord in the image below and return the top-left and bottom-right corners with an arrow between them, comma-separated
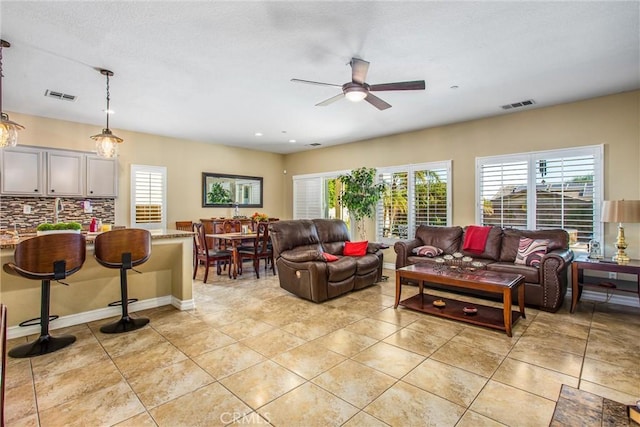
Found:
105,72 -> 111,130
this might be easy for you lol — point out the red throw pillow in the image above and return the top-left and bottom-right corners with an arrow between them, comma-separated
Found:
322,252 -> 339,262
344,241 -> 368,257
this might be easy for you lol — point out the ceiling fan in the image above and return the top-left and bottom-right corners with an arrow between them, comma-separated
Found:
291,57 -> 425,110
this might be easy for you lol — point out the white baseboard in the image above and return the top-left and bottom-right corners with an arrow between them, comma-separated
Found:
7,295 -> 186,339
172,297 -> 195,311
383,262 -> 395,270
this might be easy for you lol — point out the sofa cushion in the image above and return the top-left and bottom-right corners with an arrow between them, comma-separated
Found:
313,219 -> 350,255
269,220 -> 321,254
344,241 -> 368,256
355,254 -> 380,275
412,245 -> 443,257
280,246 -> 324,263
515,238 -> 548,267
500,229 -> 568,262
486,262 -> 540,284
461,226 -> 502,261
326,257 -> 357,282
415,226 -> 463,254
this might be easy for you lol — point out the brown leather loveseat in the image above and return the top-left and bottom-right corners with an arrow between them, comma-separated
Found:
269,219 -> 384,302
394,225 -> 573,312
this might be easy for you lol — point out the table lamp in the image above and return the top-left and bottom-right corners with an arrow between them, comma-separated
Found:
601,200 -> 640,263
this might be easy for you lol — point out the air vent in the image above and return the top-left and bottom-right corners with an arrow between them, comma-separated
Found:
501,99 -> 535,110
44,90 -> 77,102
307,143 -> 322,147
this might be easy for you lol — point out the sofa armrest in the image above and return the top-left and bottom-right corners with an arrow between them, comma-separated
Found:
393,238 -> 422,269
538,248 -> 574,312
280,249 -> 322,263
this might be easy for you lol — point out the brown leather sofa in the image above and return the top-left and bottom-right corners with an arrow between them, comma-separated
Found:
394,225 -> 574,312
269,219 -> 384,302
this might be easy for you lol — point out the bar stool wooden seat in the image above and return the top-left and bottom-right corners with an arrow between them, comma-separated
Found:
94,228 -> 151,334
3,233 -> 86,358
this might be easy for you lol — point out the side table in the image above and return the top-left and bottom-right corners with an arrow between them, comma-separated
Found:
571,256 -> 640,313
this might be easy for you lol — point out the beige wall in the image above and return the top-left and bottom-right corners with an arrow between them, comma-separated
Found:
8,112 -> 287,226
283,90 -> 640,259
8,90 -> 639,258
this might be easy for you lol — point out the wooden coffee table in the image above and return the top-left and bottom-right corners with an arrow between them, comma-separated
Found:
395,264 -> 525,336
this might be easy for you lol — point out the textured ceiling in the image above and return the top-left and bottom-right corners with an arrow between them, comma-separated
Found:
1,1 -> 638,154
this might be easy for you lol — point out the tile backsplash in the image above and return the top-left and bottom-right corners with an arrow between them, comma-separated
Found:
0,196 -> 115,231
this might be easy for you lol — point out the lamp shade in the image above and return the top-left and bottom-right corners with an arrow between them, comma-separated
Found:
601,200 -> 640,223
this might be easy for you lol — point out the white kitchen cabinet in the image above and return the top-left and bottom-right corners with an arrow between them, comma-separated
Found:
47,151 -> 84,196
86,156 -> 118,197
0,146 -> 44,195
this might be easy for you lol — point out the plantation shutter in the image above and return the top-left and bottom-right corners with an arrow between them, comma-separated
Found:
478,159 -> 529,229
131,165 -> 166,229
293,175 -> 323,219
413,166 -> 449,227
378,170 -> 409,239
477,146 -> 602,245
534,153 -> 597,244
377,161 -> 451,242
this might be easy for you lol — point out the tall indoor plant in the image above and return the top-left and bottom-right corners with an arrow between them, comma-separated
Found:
338,167 -> 385,241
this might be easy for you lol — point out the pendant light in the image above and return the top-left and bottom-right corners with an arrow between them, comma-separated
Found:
90,69 -> 123,158
0,39 -> 25,149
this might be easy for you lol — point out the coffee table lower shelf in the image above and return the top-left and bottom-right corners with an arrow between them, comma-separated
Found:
399,293 -> 522,334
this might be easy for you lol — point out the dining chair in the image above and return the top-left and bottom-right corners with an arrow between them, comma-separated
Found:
238,222 -> 275,279
94,228 -> 152,333
193,223 -> 233,283
4,233 -> 86,357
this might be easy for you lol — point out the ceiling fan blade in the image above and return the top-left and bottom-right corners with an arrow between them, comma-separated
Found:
365,93 -> 392,110
369,80 -> 426,91
291,78 -> 342,88
316,93 -> 345,107
350,58 -> 369,84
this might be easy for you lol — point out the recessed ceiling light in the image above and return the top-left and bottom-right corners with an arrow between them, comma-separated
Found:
288,139 -> 296,143
450,85 -> 459,89
254,132 -> 263,137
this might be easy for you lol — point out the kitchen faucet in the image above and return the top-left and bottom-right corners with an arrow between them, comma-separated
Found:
54,197 -> 64,223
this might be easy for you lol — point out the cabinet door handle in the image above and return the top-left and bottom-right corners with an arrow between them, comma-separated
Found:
34,189 -> 38,192
51,189 -> 55,193
90,190 -> 94,194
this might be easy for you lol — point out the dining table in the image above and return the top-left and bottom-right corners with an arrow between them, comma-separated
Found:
206,232 -> 257,279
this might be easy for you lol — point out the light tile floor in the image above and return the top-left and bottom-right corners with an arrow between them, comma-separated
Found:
5,267 -> 640,426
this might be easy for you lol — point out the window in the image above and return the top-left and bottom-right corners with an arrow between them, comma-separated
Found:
377,161 -> 452,242
131,164 -> 167,229
292,172 -> 347,220
476,145 -> 603,246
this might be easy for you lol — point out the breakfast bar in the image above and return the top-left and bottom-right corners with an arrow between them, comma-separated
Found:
0,229 -> 194,337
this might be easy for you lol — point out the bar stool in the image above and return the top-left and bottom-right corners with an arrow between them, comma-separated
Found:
94,228 -> 151,333
3,233 -> 86,358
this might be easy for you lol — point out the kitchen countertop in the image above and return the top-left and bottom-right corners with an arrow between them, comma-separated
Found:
0,229 -> 194,250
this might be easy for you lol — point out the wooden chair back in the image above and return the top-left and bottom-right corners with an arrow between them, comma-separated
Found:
175,221 -> 193,231
255,222 -> 271,256
94,229 -> 151,269
3,233 -> 86,280
193,223 -> 209,256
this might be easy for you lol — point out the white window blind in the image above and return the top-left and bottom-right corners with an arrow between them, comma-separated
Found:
131,165 -> 167,229
377,161 -> 451,242
293,175 -> 323,219
477,145 -> 603,245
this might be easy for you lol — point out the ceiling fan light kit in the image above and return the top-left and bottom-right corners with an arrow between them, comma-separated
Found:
292,57 -> 425,110
90,69 -> 123,158
0,39 -> 25,148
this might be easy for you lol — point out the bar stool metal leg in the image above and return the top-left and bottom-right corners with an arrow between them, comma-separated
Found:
100,258 -> 149,334
9,279 -> 76,358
